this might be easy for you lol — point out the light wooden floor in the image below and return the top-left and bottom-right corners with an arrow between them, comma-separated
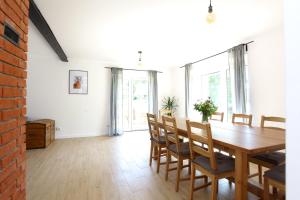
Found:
26,131 -> 260,200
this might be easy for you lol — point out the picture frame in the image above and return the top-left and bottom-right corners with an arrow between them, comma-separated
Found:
69,70 -> 88,94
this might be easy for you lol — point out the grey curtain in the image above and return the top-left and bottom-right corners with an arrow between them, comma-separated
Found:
184,63 -> 192,117
228,44 -> 247,114
109,68 -> 123,136
148,71 -> 158,116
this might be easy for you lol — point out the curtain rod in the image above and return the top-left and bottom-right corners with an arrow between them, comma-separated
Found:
104,67 -> 163,73
179,41 -> 254,68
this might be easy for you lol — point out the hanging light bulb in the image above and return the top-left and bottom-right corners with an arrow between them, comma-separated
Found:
138,51 -> 143,67
206,0 -> 216,24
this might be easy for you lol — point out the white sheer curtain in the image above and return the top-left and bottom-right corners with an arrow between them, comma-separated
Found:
184,63 -> 192,118
148,71 -> 158,116
228,44 -> 248,114
109,68 -> 123,136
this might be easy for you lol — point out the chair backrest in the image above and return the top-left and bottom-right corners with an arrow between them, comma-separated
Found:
210,112 -> 224,122
232,113 -> 253,127
186,120 -> 217,170
261,116 -> 286,131
162,115 -> 182,152
147,113 -> 161,142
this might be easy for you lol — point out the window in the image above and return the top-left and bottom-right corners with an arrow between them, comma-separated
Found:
188,52 -> 249,121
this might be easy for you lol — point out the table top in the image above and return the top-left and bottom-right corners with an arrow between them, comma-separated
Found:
157,118 -> 285,154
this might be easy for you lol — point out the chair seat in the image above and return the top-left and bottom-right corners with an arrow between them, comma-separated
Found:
193,153 -> 235,175
264,164 -> 285,184
151,136 -> 166,144
252,152 -> 285,166
168,142 -> 190,156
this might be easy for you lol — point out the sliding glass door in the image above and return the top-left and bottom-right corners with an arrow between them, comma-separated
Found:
123,71 -> 149,131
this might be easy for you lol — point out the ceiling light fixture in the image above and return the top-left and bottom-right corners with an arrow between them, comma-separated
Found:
206,0 -> 216,24
138,50 -> 143,67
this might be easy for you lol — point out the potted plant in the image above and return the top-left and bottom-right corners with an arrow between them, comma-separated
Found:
194,97 -> 218,122
161,96 -> 178,116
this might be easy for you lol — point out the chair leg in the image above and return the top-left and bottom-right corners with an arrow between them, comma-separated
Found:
188,159 -> 191,175
264,177 -> 270,200
258,165 -> 263,184
156,146 -> 161,173
273,187 -> 278,199
247,162 -> 250,175
189,165 -> 195,200
165,151 -> 170,181
211,177 -> 218,200
149,141 -> 153,166
175,157 -> 182,192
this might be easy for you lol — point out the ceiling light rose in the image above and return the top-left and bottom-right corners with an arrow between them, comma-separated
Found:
206,0 -> 216,24
138,51 -> 143,67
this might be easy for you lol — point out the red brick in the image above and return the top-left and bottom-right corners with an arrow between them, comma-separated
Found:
18,60 -> 27,69
0,73 -> 18,86
1,109 -> 21,120
5,0 -> 24,19
1,128 -> 18,144
0,49 -> 20,67
0,120 -> 17,133
23,0 -> 29,9
2,63 -> 25,78
0,160 -> 16,183
0,172 -> 17,193
2,39 -> 27,60
15,98 -> 26,108
20,71 -> 27,79
17,117 -> 25,126
19,40 -> 28,52
0,62 -> 3,72
1,179 -> 17,199
0,36 -> 3,48
0,10 -> 4,24
17,79 -> 26,88
23,15 -> 28,26
0,140 -> 17,158
2,87 -> 22,97
0,3 -> 22,29
0,149 -> 18,169
20,125 -> 25,134
0,99 -> 17,109
15,0 -> 22,6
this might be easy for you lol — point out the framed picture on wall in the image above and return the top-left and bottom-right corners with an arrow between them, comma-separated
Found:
69,70 -> 88,94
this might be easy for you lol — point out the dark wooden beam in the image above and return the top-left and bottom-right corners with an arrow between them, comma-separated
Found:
29,0 -> 68,62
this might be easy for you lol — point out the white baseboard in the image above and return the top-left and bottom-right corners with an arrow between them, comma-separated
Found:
55,132 -> 107,139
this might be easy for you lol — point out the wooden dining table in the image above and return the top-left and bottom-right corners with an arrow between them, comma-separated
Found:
157,118 -> 285,200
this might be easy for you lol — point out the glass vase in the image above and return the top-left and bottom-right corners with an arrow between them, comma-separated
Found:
202,113 -> 209,123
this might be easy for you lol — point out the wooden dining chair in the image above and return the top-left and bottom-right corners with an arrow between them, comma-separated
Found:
249,116 -> 286,184
147,113 -> 167,173
186,120 -> 235,200
232,113 -> 253,126
163,115 -> 191,192
210,112 -> 224,122
264,164 -> 285,200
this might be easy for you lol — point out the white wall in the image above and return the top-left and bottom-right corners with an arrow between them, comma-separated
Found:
285,0 -> 300,198
247,26 -> 285,125
28,22 -> 111,138
28,22 -> 172,138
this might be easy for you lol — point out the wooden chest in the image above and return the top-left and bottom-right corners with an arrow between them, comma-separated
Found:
26,119 -> 55,149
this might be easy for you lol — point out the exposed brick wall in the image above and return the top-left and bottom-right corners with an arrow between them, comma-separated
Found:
0,0 -> 28,199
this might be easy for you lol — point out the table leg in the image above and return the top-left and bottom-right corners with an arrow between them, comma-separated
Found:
235,150 -> 248,200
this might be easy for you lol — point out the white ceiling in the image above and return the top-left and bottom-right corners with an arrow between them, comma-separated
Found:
33,0 -> 283,69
